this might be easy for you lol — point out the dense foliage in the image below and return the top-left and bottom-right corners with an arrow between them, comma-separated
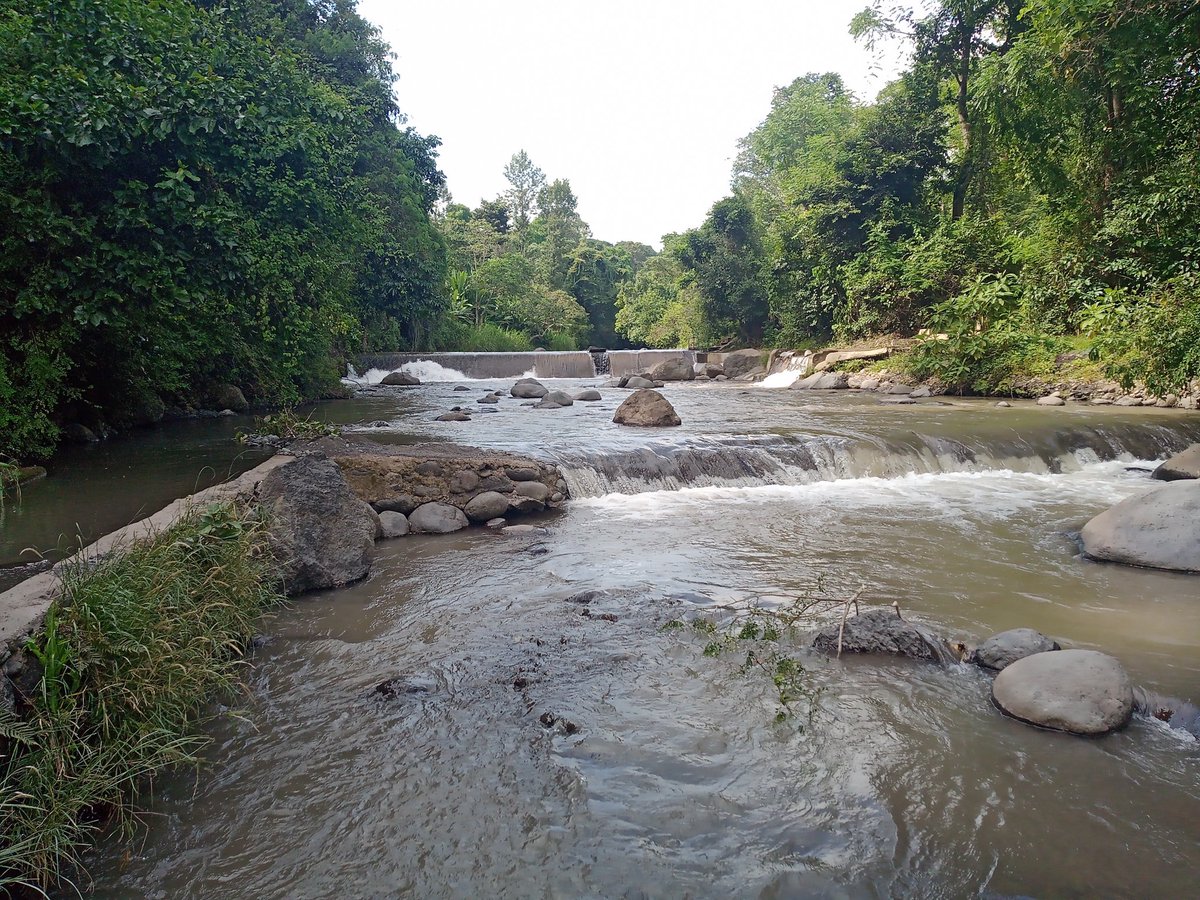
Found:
616,0 -> 1200,393
434,150 -> 653,353
0,0 -> 447,460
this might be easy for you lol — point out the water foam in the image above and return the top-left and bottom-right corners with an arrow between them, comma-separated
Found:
345,360 -> 537,384
757,369 -> 802,388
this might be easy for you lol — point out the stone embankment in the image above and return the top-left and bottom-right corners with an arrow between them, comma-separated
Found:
0,436 -> 569,702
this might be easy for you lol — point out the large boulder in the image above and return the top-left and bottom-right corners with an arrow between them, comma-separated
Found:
971,628 -> 1060,672
810,609 -> 955,663
574,389 -> 602,401
624,375 -> 656,389
722,349 -> 767,379
991,649 -> 1133,735
1153,444 -> 1200,482
210,383 -> 249,413
649,357 -> 696,381
259,455 -> 377,595
511,378 -> 549,399
408,502 -> 469,534
382,371 -> 421,386
612,389 -> 681,427
463,491 -> 510,523
1080,481 -> 1200,572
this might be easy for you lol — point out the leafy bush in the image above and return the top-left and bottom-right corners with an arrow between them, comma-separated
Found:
428,321 -> 534,352
1081,275 -> 1200,395
908,274 -> 1066,393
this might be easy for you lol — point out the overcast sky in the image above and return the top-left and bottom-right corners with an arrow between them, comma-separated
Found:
358,0 -> 913,248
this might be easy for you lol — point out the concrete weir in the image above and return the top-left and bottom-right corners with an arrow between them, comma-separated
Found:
357,349 -> 696,380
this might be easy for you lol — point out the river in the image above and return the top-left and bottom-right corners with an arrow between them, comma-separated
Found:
15,373 -> 1198,898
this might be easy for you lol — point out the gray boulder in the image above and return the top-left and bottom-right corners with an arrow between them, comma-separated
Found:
464,491 -> 511,522
612,389 -> 682,427
909,386 -> 932,399
477,395 -> 499,404
992,649 -> 1133,735
408,502 -> 469,534
859,377 -> 880,391
210,383 -> 249,412
810,609 -> 955,663
535,390 -> 574,409
511,378 -> 549,399
382,371 -> 420,386
453,385 -> 470,391
436,411 -> 471,422
882,383 -> 912,395
378,511 -> 410,538
573,389 -> 602,401
514,481 -> 551,503
971,628 -> 1060,671
703,363 -> 725,378
625,375 -> 656,389
1037,395 -> 1066,406
722,349 -> 766,379
259,455 -> 377,595
1152,444 -> 1200,482
649,357 -> 696,381
505,466 -> 541,481
373,494 -> 419,515
1080,481 -> 1200,572
791,371 -> 849,391
508,495 -> 546,514
449,470 -> 480,493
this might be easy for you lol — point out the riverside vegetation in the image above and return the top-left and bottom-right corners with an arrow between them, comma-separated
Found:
0,502 -> 282,893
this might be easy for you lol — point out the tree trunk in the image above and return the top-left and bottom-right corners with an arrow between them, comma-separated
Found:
951,21 -> 974,221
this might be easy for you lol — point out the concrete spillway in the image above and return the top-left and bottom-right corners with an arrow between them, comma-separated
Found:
356,350 -> 696,380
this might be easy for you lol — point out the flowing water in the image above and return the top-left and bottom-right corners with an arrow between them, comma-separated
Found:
33,377 -> 1200,898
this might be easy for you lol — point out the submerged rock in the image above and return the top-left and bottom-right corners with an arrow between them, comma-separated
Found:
971,628 -> 1060,672
1080,481 -> 1200,573
810,609 -> 955,663
535,390 -> 574,409
511,378 -> 549,399
408,502 -> 469,534
1152,444 -> 1200,482
435,411 -> 471,422
992,649 -> 1133,735
624,375 -> 656,389
612,389 -> 681,427
477,395 -> 499,404
259,455 -> 377,595
382,371 -> 421,386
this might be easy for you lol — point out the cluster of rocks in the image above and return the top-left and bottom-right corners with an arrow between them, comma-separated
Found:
810,611 -> 1183,738
1079,442 -> 1200,573
433,378 -> 605,421
1037,382 -> 1199,410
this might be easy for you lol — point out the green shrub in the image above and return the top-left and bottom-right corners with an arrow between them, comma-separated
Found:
0,502 -> 283,893
428,321 -> 534,352
1081,275 -> 1200,395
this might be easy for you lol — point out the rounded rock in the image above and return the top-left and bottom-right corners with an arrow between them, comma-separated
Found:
378,511 -> 410,538
992,649 -> 1133,735
464,491 -> 511,522
972,628 -> 1060,671
408,502 -> 469,534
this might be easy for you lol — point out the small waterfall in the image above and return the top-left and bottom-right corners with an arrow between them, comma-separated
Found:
590,349 -> 611,376
555,421 -> 1200,498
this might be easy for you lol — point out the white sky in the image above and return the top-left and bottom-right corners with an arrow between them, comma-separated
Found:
359,0 -> 913,248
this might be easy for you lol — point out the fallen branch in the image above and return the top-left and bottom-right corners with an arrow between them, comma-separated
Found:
835,586 -> 867,658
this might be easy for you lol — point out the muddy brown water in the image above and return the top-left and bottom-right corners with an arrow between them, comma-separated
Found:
12,378 -> 1199,898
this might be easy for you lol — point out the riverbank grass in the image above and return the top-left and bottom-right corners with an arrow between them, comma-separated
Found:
0,502 -> 283,894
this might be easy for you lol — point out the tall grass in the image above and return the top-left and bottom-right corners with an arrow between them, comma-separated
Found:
0,502 -> 283,894
428,321 -> 535,352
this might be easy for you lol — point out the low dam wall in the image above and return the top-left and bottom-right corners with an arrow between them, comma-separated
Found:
356,349 -> 696,380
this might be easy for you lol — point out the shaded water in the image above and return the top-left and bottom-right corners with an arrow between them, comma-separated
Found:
40,380 -> 1200,898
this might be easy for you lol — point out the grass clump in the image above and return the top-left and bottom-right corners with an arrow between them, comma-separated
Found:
0,502 -> 283,894
239,406 -> 338,442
